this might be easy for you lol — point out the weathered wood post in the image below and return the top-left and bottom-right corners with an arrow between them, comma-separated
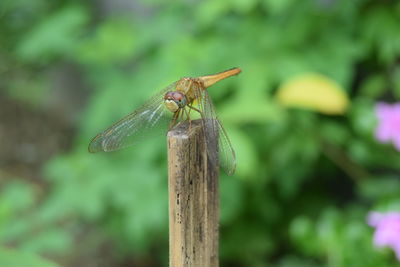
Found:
167,120 -> 219,267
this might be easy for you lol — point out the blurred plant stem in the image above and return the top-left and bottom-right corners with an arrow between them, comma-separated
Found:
320,140 -> 370,183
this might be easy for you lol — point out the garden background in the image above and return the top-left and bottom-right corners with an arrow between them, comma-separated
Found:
1,0 -> 400,266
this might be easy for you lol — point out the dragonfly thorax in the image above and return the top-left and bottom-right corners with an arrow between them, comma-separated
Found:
164,91 -> 187,113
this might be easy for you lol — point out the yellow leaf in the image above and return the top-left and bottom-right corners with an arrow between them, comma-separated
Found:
276,73 -> 350,115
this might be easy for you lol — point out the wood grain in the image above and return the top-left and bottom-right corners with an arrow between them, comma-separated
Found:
167,119 -> 219,267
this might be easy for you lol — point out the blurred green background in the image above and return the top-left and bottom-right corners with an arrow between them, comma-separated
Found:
1,0 -> 400,266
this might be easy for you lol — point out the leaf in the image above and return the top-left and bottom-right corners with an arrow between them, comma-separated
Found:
261,0 -> 295,14
0,181 -> 35,213
360,74 -> 386,98
361,7 -> 400,63
349,98 -> 376,137
393,66 -> 400,99
290,216 -> 319,255
0,248 -> 59,267
276,73 -> 350,115
230,0 -> 258,13
20,229 -> 72,254
78,19 -> 137,65
16,5 -> 88,62
359,176 -> 400,200
196,0 -> 231,26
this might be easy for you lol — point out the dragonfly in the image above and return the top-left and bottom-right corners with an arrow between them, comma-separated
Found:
88,67 -> 241,175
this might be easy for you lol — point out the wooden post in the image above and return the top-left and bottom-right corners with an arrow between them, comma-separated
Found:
167,120 -> 219,267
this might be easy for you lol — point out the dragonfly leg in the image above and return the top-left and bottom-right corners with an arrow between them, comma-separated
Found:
183,107 -> 192,129
179,107 -> 185,121
169,110 -> 180,130
187,104 -> 203,117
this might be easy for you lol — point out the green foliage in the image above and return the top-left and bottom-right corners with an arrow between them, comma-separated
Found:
0,248 -> 59,267
78,19 -> 138,65
1,0 -> 400,265
290,206 -> 396,267
16,5 -> 88,63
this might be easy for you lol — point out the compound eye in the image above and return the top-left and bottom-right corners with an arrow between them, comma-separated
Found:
173,92 -> 183,101
164,91 -> 174,100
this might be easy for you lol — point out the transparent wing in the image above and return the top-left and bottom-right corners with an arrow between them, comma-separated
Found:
88,82 -> 176,153
194,88 -> 236,175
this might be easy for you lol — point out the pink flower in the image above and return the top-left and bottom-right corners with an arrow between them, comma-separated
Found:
367,211 -> 400,260
375,102 -> 400,151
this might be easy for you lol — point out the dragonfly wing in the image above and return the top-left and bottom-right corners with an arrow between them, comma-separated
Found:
88,82 -> 176,153
195,88 -> 237,175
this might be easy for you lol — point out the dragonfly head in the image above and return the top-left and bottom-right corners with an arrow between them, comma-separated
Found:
164,91 -> 187,113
